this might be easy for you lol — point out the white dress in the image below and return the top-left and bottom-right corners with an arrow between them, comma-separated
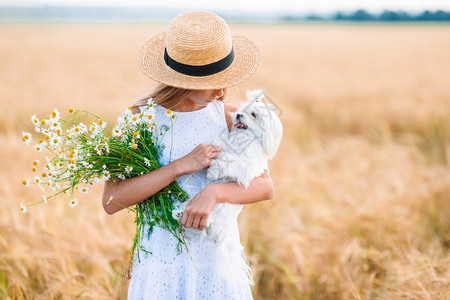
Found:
128,100 -> 253,300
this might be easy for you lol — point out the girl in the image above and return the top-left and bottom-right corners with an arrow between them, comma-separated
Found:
102,11 -> 274,299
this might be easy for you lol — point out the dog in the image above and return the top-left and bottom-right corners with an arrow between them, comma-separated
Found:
207,89 -> 283,187
173,90 -> 283,242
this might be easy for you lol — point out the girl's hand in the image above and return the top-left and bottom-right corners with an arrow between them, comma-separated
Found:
181,184 -> 221,231
175,143 -> 222,175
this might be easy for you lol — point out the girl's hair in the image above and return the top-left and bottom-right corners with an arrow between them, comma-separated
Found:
132,83 -> 227,111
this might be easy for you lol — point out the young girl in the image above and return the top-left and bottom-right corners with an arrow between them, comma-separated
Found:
102,11 -> 274,299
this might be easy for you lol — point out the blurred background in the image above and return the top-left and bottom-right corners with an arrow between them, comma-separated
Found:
1,0 -> 449,299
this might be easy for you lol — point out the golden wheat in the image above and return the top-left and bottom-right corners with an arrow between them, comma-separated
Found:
0,23 -> 449,299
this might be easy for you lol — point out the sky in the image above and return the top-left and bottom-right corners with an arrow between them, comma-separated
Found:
2,0 -> 450,14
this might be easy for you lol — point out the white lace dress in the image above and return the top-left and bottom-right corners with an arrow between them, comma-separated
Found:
127,100 -> 253,300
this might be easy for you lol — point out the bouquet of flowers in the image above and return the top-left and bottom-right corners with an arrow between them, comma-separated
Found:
21,99 -> 189,263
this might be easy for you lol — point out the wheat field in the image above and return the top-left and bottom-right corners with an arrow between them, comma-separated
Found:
0,23 -> 449,299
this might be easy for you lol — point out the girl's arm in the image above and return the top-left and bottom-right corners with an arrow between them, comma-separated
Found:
180,170 -> 274,230
181,101 -> 274,230
102,143 -> 222,214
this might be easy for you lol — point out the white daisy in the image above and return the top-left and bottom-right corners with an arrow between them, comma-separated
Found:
50,120 -> 61,131
106,196 -> 114,205
132,131 -> 140,139
112,126 -> 123,138
22,179 -> 30,187
165,109 -> 173,118
129,114 -> 140,126
69,198 -> 78,208
34,144 -> 43,152
124,166 -> 133,174
144,158 -> 151,167
22,131 -> 32,145
50,108 -> 60,121
31,114 -> 40,132
117,174 -> 125,180
68,163 -> 78,171
42,195 -> 47,204
20,202 -> 28,214
49,181 -> 60,191
101,171 -> 111,181
128,142 -> 138,150
97,119 -> 107,129
48,136 -> 62,148
31,114 -> 39,124
80,186 -> 89,194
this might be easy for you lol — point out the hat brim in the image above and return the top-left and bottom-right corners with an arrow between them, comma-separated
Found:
138,32 -> 261,90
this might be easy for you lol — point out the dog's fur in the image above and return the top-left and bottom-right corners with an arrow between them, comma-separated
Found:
173,90 -> 283,242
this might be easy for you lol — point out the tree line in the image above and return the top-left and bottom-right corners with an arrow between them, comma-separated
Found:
283,10 -> 450,22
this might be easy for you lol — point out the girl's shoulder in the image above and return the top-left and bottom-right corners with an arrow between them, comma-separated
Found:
223,102 -> 238,131
224,102 -> 238,113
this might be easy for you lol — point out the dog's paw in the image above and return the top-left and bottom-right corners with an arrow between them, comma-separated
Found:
207,159 -> 229,181
206,167 -> 221,181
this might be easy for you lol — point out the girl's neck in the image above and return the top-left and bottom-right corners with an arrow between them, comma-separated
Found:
169,99 -> 206,112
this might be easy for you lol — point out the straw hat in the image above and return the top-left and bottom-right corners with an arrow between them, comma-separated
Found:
138,11 -> 261,90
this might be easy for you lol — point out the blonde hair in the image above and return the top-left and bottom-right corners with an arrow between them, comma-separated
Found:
132,83 -> 227,111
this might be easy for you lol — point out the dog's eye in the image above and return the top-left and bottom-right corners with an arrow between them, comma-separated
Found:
251,112 -> 258,118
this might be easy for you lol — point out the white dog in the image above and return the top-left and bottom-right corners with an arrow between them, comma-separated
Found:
207,89 -> 283,187
173,90 -> 283,243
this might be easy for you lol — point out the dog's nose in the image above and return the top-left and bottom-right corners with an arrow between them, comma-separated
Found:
236,114 -> 242,120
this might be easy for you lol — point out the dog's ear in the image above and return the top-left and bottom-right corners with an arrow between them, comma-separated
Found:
262,110 -> 283,159
246,89 -> 265,102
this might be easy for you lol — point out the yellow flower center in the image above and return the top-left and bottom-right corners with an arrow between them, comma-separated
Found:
98,120 -> 103,125
166,109 -> 172,115
22,180 -> 27,185
133,132 -> 138,137
74,127 -> 80,132
41,172 -> 47,177
69,107 -> 74,113
41,120 -> 45,125
32,167 -> 37,172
